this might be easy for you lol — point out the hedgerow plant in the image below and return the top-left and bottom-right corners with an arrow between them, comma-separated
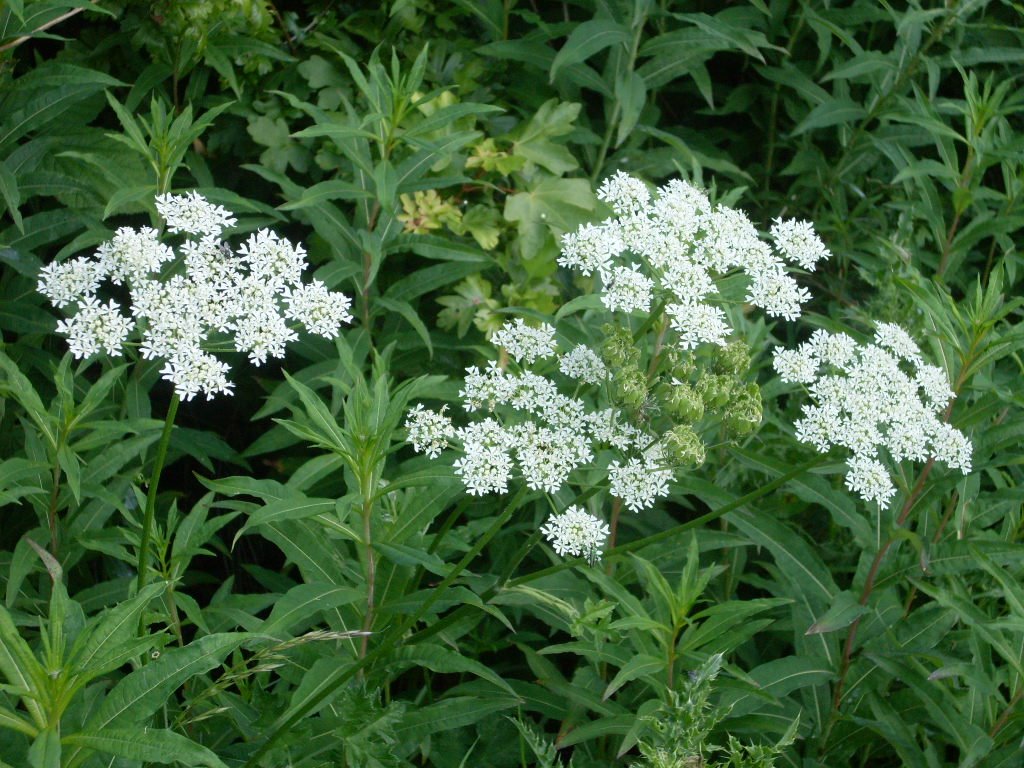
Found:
1,2 -> 1023,767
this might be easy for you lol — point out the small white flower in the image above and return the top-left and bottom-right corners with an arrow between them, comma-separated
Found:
491,319 -> 558,365
844,454 -> 897,507
915,363 -> 955,410
54,297 -> 133,358
96,227 -> 175,285
597,171 -> 651,216
609,453 -> 672,513
405,404 -> 455,459
454,419 -> 515,495
771,217 -> 830,271
237,229 -> 307,293
541,505 -> 610,564
773,347 -> 817,384
160,346 -> 235,402
602,263 -> 653,314
156,191 -> 236,237
558,223 -> 622,277
38,257 -> 106,308
559,345 -> 608,385
874,322 -> 922,365
667,301 -> 730,350
284,280 -> 354,338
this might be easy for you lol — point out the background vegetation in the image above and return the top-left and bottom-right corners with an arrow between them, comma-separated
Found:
1,1 -> 1022,766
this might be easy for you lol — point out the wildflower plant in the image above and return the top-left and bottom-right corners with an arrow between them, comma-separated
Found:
38,191 -> 353,402
36,192 -> 353,594
406,172 -> 831,563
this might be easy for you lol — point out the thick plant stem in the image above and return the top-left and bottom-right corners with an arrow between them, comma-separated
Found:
136,394 -> 180,594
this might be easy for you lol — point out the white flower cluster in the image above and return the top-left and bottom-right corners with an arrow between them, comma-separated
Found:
405,319 -> 675,518
773,324 -> 971,507
541,505 -> 611,564
559,171 -> 824,348
38,192 -> 353,401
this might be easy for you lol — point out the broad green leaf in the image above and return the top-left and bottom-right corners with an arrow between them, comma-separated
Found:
258,583 -> 362,639
602,653 -> 664,700
550,19 -> 630,83
792,97 -> 867,134
0,703 -> 36,738
726,509 -> 837,607
390,644 -> 517,696
393,695 -> 518,743
0,603 -> 46,727
0,159 -> 23,233
27,727 -> 60,768
62,728 -> 226,767
67,581 -> 166,679
235,496 -> 338,543
83,633 -> 247,733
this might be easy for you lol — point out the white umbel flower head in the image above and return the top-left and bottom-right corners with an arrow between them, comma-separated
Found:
40,192 -> 352,402
405,405 -> 455,459
37,257 -> 106,308
541,506 -> 611,564
597,170 -> 651,216
156,191 -> 236,237
844,454 -> 896,507
771,217 -> 831,271
559,345 -> 608,385
603,264 -> 654,314
491,319 -> 558,365
54,297 -> 134,358
774,324 -> 971,508
609,451 -> 672,513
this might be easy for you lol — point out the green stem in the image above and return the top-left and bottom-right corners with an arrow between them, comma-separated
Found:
136,394 -> 179,594
243,486 -> 531,766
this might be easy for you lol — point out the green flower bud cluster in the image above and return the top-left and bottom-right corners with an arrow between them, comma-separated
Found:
723,382 -> 763,436
615,366 -> 648,408
662,425 -> 706,468
665,381 -> 704,423
601,324 -> 641,368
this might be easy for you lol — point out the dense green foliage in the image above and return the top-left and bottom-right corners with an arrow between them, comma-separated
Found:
1,1 -> 1023,766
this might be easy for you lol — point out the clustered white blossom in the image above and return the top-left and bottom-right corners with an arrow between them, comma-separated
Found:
559,171 -> 826,348
405,318 -> 680,560
540,505 -> 611,564
773,324 -> 971,507
38,192 -> 353,401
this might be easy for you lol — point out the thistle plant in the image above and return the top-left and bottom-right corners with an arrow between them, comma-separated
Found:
406,172 -> 830,563
37,192 -> 353,590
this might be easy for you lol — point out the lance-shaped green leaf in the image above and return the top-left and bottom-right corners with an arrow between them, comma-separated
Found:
806,590 -> 869,635
0,603 -> 47,728
389,644 -> 518,697
82,633 -> 246,733
257,582 -> 363,640
550,19 -> 630,83
66,581 -> 167,681
63,729 -> 226,768
601,653 -> 665,701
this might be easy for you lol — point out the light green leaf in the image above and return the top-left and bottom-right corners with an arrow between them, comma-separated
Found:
806,590 -> 868,635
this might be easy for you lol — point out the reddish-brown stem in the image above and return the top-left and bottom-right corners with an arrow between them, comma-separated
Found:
832,458 -> 936,710
990,688 -> 1023,738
